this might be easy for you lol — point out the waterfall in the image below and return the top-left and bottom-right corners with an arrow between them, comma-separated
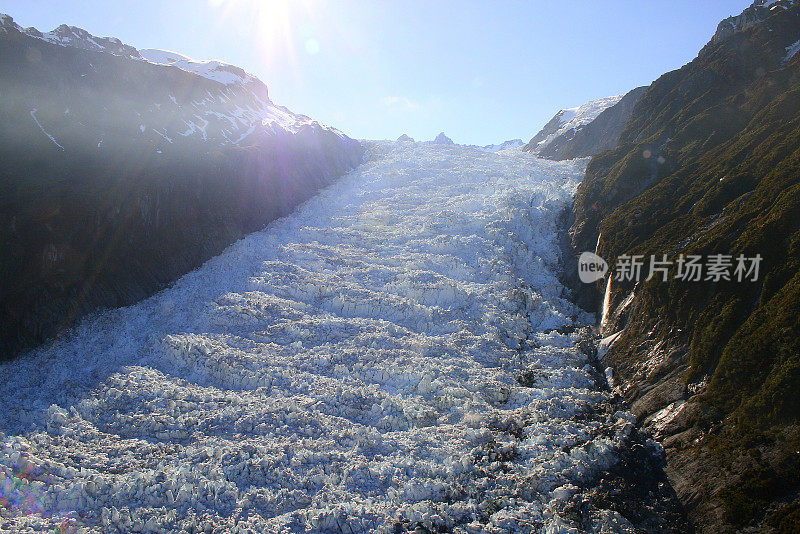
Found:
600,275 -> 612,332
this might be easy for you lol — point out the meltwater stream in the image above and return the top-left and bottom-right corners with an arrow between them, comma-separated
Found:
0,142 -> 637,533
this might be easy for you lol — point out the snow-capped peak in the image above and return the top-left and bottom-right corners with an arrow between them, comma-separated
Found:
525,94 -> 623,156
555,95 -> 624,131
0,14 -> 351,147
139,48 -> 259,87
0,14 -> 141,58
0,14 -> 259,90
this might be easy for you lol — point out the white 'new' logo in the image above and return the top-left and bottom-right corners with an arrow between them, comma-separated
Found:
578,252 -> 608,283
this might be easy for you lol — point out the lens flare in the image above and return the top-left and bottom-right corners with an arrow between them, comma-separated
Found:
0,459 -> 45,516
207,0 -> 321,69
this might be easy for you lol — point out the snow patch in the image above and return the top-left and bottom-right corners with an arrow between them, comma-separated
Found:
29,108 -> 64,150
784,38 -> 800,62
139,48 -> 257,87
152,128 -> 173,144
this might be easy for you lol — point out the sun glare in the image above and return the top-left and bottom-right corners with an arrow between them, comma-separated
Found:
208,0 -> 322,71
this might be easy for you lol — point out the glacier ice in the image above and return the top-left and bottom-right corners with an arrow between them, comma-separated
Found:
0,142 -> 635,532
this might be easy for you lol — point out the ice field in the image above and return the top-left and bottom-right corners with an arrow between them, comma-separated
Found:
0,142 -> 638,533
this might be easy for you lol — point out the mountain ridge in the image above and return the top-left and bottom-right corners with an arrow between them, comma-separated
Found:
0,13 -> 344,148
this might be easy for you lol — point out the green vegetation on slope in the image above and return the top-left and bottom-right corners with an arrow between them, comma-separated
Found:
571,3 -> 800,530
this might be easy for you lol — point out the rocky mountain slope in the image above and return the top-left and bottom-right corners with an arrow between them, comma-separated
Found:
0,14 -> 363,358
523,92 -> 645,160
569,0 -> 800,530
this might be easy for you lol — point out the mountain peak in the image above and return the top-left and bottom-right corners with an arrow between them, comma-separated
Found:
523,94 -> 625,158
0,14 -> 348,148
1,15 -> 263,91
479,139 -> 524,152
16,18 -> 141,58
433,132 -> 454,144
710,0 -> 797,45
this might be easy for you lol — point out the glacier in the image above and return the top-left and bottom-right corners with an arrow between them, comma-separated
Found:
0,142 -> 639,533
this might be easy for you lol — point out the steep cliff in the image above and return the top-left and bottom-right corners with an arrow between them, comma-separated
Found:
0,15 -> 363,358
570,0 -> 800,530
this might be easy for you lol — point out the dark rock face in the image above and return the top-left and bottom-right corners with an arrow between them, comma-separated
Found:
523,88 -> 646,160
0,16 -> 363,359
570,1 -> 800,531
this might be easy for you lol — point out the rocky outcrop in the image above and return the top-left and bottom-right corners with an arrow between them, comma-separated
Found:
569,1 -> 800,531
397,134 -> 415,142
0,15 -> 363,358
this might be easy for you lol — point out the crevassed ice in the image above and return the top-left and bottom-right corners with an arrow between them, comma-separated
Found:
0,142 -> 634,533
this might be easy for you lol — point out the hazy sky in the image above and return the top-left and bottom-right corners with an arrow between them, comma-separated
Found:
1,1 -> 752,145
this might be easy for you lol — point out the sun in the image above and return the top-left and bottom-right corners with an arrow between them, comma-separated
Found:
207,0 -> 321,69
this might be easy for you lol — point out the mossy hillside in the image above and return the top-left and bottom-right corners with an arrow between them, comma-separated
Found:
571,3 -> 800,529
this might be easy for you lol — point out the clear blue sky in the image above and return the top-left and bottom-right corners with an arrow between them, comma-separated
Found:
1,1 -> 752,145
